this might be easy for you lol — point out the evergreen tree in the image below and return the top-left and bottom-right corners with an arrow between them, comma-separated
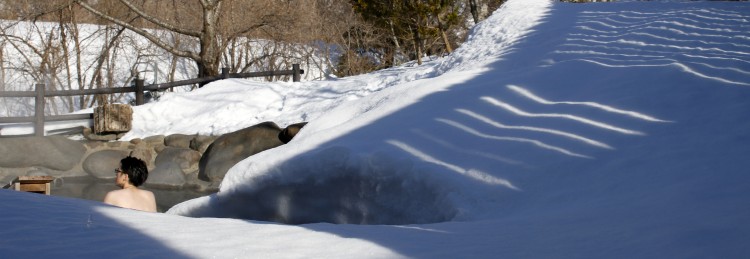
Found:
351,0 -> 461,66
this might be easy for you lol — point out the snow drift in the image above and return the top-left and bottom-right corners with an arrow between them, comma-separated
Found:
169,0 -> 750,231
166,0 -> 555,225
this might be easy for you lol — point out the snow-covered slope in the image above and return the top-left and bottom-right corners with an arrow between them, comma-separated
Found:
2,0 -> 749,258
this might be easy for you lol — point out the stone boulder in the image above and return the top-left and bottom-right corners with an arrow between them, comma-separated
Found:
156,147 -> 201,173
0,136 -> 86,171
164,134 -> 217,154
83,127 -> 125,141
165,134 -> 194,149
129,141 -> 156,169
198,122 -> 285,182
82,150 -> 130,179
197,121 -> 308,183
143,135 -> 166,146
149,146 -> 201,188
279,122 -> 308,144
148,163 -> 187,189
190,135 -> 217,154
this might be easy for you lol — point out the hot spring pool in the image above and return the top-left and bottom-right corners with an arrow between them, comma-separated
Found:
50,176 -> 213,213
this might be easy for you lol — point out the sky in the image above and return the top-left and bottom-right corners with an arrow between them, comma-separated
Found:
2,0 -> 750,258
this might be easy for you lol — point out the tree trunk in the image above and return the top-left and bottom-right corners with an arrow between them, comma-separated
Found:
169,52 -> 178,91
65,5 -> 86,111
198,1 -> 222,80
388,20 -> 403,66
94,104 -> 133,134
410,24 -> 423,65
58,12 -> 75,113
469,0 -> 480,24
437,15 -> 453,54
0,43 -> 4,92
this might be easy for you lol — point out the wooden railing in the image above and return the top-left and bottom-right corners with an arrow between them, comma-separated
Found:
0,65 -> 304,137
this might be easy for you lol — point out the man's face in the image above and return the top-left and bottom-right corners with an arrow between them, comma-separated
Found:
115,167 -> 127,188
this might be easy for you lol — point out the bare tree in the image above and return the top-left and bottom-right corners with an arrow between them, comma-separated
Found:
74,0 -> 221,78
0,0 -> 344,119
0,1 -> 158,113
74,0 -> 304,80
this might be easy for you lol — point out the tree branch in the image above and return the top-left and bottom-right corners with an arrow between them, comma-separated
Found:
74,0 -> 200,61
116,0 -> 202,37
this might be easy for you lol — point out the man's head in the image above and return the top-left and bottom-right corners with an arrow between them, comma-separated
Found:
118,156 -> 149,187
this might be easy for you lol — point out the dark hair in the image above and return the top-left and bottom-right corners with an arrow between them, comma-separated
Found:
120,156 -> 148,187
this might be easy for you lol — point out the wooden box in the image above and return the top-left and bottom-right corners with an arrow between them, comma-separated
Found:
9,176 -> 54,195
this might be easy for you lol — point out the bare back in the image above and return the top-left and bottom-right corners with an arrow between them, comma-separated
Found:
104,188 -> 157,212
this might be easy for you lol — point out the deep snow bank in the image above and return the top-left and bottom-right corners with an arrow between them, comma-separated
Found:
167,0 -> 553,224
170,0 -> 750,237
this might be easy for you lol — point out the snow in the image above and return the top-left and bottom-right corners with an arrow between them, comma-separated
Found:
2,0 -> 750,258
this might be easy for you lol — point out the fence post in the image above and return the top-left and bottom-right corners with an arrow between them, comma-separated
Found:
221,68 -> 229,79
34,84 -> 45,137
292,64 -> 301,82
135,78 -> 145,105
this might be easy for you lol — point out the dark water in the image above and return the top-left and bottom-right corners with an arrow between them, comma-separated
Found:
50,176 -> 212,213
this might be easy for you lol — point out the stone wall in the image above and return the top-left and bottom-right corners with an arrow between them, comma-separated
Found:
0,121 -> 307,193
0,133 -> 218,192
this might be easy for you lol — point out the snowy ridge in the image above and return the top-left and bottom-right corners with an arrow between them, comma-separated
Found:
436,0 -> 553,73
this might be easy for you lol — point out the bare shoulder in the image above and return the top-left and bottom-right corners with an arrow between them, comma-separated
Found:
138,189 -> 157,212
142,189 -> 156,200
142,189 -> 154,195
105,189 -> 122,198
104,189 -> 125,205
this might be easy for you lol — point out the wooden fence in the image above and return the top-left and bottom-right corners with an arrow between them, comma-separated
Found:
0,65 -> 304,137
